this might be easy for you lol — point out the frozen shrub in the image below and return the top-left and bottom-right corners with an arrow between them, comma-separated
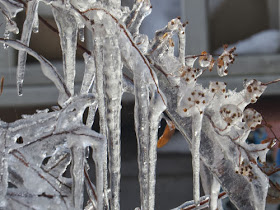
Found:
0,0 -> 278,209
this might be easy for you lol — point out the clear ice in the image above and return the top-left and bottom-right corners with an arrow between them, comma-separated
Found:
0,0 -> 275,209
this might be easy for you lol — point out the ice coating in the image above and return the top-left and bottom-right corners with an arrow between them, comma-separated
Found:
0,0 -> 276,209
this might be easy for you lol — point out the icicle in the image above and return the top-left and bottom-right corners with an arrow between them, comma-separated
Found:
3,31 -> 9,49
93,37 -> 109,209
192,113 -> 203,206
210,176 -> 221,210
80,52 -> 96,95
52,6 -> 78,96
70,143 -> 85,209
103,36 -> 122,210
32,5 -> 39,33
90,136 -> 107,210
0,39 -> 71,104
78,27 -> 85,42
134,69 -> 150,210
17,0 -> 39,96
147,88 -> 166,209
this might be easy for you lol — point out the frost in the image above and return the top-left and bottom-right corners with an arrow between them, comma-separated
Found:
0,0 -> 277,209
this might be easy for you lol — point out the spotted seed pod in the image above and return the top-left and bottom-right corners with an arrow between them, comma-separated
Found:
177,84 -> 209,117
199,51 -> 213,68
179,66 -> 199,84
244,79 -> 266,103
209,81 -> 227,95
220,104 -> 242,126
235,161 -> 257,182
243,108 -> 262,130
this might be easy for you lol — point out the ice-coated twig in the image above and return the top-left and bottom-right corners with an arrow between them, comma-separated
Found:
0,38 -> 70,104
191,113 -> 203,206
125,0 -> 152,35
0,38 -> 71,104
209,176 -> 221,210
172,192 -> 227,210
17,0 -> 39,96
84,166 -> 98,209
52,4 -> 78,96
0,127 -> 7,208
70,143 -> 85,209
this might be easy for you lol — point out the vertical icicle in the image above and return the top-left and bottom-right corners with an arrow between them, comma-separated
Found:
80,52 -> 96,95
148,89 -> 166,210
210,177 -> 221,210
81,52 -> 97,127
0,129 -> 7,208
86,102 -> 98,128
52,6 -> 78,95
17,0 -> 39,95
91,140 -> 107,210
192,113 -> 203,206
103,37 -> 122,210
32,5 -> 39,33
93,38 -> 109,208
134,69 -> 150,210
70,143 -> 85,209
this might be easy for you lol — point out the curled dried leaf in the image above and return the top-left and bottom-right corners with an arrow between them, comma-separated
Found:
157,121 -> 176,148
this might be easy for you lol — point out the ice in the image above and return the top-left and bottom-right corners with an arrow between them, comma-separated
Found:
0,39 -> 71,105
17,0 -> 39,96
124,0 -> 152,35
52,4 -> 78,96
80,53 -> 96,95
0,1 -> 275,209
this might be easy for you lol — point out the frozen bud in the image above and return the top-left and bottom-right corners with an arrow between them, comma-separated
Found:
177,84 -> 209,117
185,56 -> 198,68
167,18 -> 181,30
209,81 -> 226,95
199,51 -> 212,68
220,104 -> 242,126
244,79 -> 266,103
243,108 -> 262,130
179,66 -> 199,84
134,34 -> 149,53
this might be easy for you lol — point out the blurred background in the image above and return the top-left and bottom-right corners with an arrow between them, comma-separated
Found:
0,0 -> 280,209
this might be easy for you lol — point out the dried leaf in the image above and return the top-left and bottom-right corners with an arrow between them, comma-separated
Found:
157,121 -> 175,148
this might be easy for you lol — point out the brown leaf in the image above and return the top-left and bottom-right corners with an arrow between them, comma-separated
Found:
157,121 -> 176,148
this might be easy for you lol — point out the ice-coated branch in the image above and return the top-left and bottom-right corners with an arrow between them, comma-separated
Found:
0,38 -> 71,105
